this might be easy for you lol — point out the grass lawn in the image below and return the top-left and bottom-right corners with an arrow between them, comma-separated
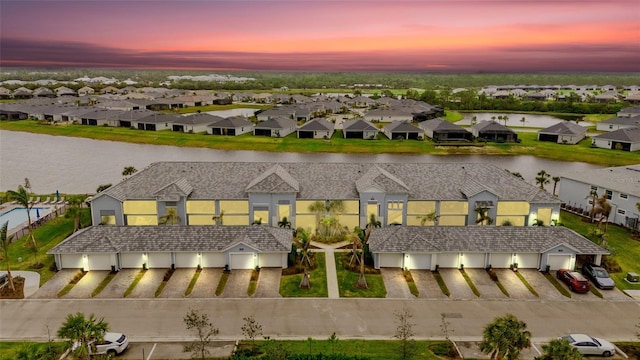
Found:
0,342 -> 66,360
2,120 -> 637,166
0,209 -> 90,286
335,253 -> 386,298
280,252 -> 328,297
560,210 -> 640,290
244,339 -> 451,360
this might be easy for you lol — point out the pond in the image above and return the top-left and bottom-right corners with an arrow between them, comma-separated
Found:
455,112 -> 594,128
0,130 -> 603,194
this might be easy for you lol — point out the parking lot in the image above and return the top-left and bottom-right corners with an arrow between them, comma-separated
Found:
26,260 -> 637,302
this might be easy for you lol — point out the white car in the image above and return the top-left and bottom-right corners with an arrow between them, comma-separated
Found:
561,334 -> 615,357
85,332 -> 128,356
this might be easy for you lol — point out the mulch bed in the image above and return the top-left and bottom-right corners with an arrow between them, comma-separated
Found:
0,276 -> 25,299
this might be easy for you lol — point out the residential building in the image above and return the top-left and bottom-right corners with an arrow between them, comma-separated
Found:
591,127 -> 640,151
537,121 -> 587,144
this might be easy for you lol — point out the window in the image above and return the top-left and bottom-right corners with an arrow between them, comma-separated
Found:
387,201 -> 403,209
588,200 -> 593,205
590,185 -> 597,192
619,193 -> 628,199
605,190 -> 612,200
617,209 -> 626,215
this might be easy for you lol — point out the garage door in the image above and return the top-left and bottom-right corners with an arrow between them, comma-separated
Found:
436,253 -> 459,268
489,253 -> 512,268
517,254 -> 540,269
121,253 -> 144,269
407,253 -> 431,270
175,252 -> 198,268
259,253 -> 283,268
547,254 -> 571,271
148,253 -> 171,269
230,253 -> 255,269
61,254 -> 83,269
202,252 -> 225,268
87,254 -> 112,271
379,253 -> 403,268
463,253 -> 485,268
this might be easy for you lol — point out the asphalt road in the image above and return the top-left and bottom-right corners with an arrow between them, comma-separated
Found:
1,298 -> 638,343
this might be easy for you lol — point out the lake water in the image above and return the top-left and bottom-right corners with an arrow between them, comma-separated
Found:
0,130 -> 603,194
455,112 -> 594,128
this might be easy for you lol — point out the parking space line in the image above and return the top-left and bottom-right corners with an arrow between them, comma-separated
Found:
146,343 -> 157,360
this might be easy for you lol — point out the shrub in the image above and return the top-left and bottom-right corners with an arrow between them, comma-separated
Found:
602,256 -> 622,273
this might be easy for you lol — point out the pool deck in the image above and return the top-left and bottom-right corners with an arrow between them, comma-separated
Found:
0,202 -> 63,239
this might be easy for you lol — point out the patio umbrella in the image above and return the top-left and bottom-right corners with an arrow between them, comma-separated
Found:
56,190 -> 60,201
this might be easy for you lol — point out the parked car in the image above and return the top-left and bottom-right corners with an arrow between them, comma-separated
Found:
582,263 -> 615,289
74,332 -> 128,356
561,334 -> 615,357
556,269 -> 590,293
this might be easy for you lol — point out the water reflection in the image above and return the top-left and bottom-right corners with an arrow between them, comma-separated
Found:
456,112 -> 593,128
0,130 -> 603,194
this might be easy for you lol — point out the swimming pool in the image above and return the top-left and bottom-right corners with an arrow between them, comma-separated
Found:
0,207 -> 51,231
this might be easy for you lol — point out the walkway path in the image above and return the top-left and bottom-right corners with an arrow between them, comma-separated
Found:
311,241 -> 350,299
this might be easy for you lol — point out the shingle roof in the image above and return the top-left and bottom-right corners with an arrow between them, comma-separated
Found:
383,121 -> 423,133
538,121 -> 587,135
473,120 -> 515,133
594,127 -> 640,142
175,113 -> 224,125
600,117 -> 640,126
94,162 -> 560,204
255,117 -> 296,129
136,113 -> 180,124
343,119 -> 377,131
208,116 -> 252,128
48,225 -> 292,254
419,118 -> 468,132
560,164 -> 640,196
298,118 -> 334,131
355,166 -> 410,193
368,226 -> 608,254
246,165 -> 299,193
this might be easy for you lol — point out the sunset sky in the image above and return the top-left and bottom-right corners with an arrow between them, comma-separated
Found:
1,0 -> 638,72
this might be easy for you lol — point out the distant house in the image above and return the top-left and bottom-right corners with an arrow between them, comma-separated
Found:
255,107 -> 295,121
593,91 -> 619,103
472,120 -> 518,142
617,106 -> 640,118
12,87 -> 33,99
381,121 -> 424,140
173,113 -> 223,133
342,119 -> 379,139
364,108 -> 413,123
419,118 -> 472,142
77,86 -> 95,96
208,116 -> 253,136
0,87 -> 12,99
596,117 -> 640,132
132,113 -> 180,131
33,87 -> 56,98
254,117 -> 297,137
537,121 -> 586,144
297,118 -> 335,139
591,127 -> 640,151
624,93 -> 640,104
79,109 -> 126,126
55,86 -> 77,97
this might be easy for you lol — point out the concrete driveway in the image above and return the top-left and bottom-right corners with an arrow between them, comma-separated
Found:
120,341 -> 236,359
63,270 -> 110,299
600,287 -> 634,301
464,268 -> 506,299
380,268 -> 413,298
253,268 -> 282,298
127,269 -> 166,298
493,269 -> 538,300
189,268 -> 222,298
29,269 -> 79,299
158,269 -> 194,298
438,269 -> 476,299
411,270 -> 448,299
219,269 -> 251,298
518,269 -> 570,301
94,269 -> 140,298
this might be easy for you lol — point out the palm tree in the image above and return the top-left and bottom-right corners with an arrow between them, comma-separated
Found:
277,216 -> 291,229
475,206 -> 493,225
471,116 -> 478,127
588,189 -> 599,223
480,313 -> 531,360
159,207 -> 181,225
535,170 -> 551,190
417,210 -> 439,226
593,194 -> 612,232
551,176 -> 561,196
520,117 -> 526,127
0,221 -> 15,292
7,185 -> 37,258
296,230 -> 312,267
211,210 -> 224,225
308,201 -> 327,235
536,338 -> 583,360
122,166 -> 137,179
503,115 -> 509,126
57,312 -> 109,360
65,195 -> 86,232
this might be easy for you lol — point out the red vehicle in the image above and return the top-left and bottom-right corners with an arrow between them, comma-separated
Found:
557,269 -> 591,293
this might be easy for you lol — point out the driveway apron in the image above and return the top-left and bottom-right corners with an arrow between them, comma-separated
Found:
189,268 -> 222,298
63,270 -> 110,299
254,268 -> 282,298
220,269 -> 251,298
493,269 -> 537,300
94,269 -> 140,298
438,269 -> 475,299
518,269 -> 570,301
464,268 -> 505,299
127,269 -> 166,298
411,270 -> 448,299
380,268 -> 413,299
29,269 -> 79,299
600,287 -> 634,301
158,268 -> 194,298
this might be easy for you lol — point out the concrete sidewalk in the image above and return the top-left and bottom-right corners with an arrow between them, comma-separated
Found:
311,241 -> 342,299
